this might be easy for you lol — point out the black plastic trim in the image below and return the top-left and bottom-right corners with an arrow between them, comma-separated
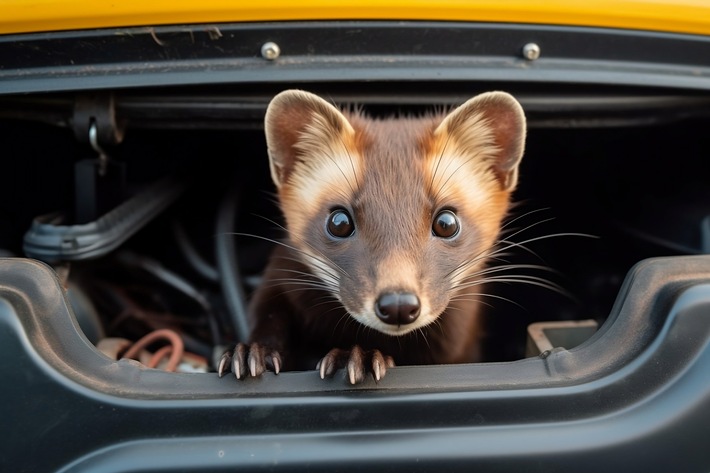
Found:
22,177 -> 185,263
1,21 -> 710,94
1,256 -> 709,471
5,89 -> 710,131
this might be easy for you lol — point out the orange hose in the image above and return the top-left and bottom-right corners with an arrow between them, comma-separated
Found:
122,328 -> 185,372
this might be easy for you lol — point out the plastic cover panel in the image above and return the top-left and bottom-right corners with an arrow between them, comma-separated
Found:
0,256 -> 709,471
2,22 -> 710,95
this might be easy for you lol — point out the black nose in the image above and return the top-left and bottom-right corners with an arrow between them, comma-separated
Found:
375,292 -> 421,325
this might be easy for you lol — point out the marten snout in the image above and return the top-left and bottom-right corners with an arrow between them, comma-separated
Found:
375,292 -> 421,325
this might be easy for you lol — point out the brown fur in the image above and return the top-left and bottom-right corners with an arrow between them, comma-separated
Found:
221,89 -> 526,382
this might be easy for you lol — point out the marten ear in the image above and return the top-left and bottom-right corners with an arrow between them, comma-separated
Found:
436,91 -> 526,191
264,89 -> 354,189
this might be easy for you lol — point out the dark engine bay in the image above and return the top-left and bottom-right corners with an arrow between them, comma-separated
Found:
1,85 -> 709,374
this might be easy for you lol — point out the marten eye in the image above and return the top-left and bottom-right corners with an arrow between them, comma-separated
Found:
432,210 -> 460,239
326,208 -> 355,238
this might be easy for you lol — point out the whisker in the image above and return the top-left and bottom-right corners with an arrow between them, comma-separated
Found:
416,325 -> 433,351
277,267 -> 342,284
495,232 -> 597,262
432,151 -> 483,204
309,298 -> 344,311
331,311 -> 353,338
449,293 -> 524,310
274,256 -> 343,290
263,278 -> 335,291
428,132 -> 453,195
455,263 -> 561,284
499,207 -> 552,232
456,275 -> 571,300
446,298 -> 496,311
444,242 -> 503,280
249,217 -> 353,278
481,231 -> 597,269
229,229 -> 348,286
337,134 -> 362,190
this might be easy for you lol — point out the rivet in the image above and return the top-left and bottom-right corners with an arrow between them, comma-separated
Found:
261,42 -> 281,60
522,42 -> 541,61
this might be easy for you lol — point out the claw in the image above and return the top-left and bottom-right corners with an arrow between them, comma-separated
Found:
347,360 -> 365,385
371,350 -> 388,382
319,358 -> 327,379
348,363 -> 357,385
236,344 -> 249,379
317,346 -> 394,384
271,353 -> 281,375
347,346 -> 365,385
318,355 -> 329,379
384,355 -> 395,369
218,342 -> 282,381
233,352 -> 242,380
218,352 -> 231,378
318,348 -> 342,379
249,356 -> 257,377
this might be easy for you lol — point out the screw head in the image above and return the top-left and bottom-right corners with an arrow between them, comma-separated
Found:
522,42 -> 541,61
261,42 -> 281,60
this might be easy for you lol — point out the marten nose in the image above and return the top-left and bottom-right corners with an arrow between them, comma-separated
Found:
375,292 -> 421,325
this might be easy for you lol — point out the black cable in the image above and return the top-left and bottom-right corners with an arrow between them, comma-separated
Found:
215,187 -> 250,343
115,251 -> 222,349
173,219 -> 220,282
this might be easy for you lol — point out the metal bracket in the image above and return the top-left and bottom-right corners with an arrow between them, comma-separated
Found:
73,93 -> 124,148
72,93 -> 126,223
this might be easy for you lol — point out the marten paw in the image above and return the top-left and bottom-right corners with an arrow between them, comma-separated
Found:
218,343 -> 282,379
316,346 -> 395,384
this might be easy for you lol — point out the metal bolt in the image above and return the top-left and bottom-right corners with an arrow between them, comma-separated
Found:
261,42 -> 281,60
522,42 -> 541,61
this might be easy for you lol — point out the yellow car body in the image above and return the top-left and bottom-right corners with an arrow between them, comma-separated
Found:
2,0 -> 710,36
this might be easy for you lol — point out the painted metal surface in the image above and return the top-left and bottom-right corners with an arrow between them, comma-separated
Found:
2,0 -> 710,36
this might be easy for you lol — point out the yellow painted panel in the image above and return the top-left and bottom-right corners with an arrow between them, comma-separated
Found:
1,0 -> 709,36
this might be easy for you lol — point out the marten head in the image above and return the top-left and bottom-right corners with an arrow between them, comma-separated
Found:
264,90 -> 526,337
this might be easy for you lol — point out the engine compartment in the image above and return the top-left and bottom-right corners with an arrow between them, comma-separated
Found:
2,84 -> 708,373
2,17 -> 710,471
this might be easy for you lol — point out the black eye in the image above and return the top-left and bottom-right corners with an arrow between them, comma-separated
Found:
432,210 -> 460,238
326,209 -> 355,238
